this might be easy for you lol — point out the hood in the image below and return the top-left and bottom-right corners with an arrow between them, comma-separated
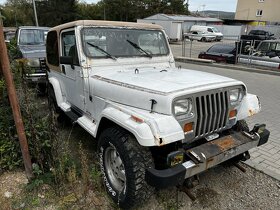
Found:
90,67 -> 242,114
19,45 -> 46,59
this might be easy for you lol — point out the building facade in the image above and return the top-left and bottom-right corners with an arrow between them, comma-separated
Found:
235,0 -> 280,24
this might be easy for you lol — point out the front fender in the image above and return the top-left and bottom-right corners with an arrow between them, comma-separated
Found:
237,93 -> 261,120
98,106 -> 184,147
99,107 -> 155,146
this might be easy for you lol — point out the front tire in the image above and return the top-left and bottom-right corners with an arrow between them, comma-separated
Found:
98,127 -> 153,209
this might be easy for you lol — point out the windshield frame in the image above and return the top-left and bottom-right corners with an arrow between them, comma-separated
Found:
80,27 -> 170,59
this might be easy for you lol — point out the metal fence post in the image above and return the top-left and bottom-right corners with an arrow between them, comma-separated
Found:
189,39 -> 193,58
0,24 -> 33,179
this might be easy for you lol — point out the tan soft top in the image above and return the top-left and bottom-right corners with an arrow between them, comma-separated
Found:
50,20 -> 163,32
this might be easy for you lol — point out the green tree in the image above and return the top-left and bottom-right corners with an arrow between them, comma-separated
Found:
2,0 -> 34,27
76,2 -> 104,20
37,0 -> 78,27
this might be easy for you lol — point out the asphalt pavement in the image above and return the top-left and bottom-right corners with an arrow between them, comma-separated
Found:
175,61 -> 280,180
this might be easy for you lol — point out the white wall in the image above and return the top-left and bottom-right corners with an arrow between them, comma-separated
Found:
209,25 -> 243,39
137,19 -> 182,40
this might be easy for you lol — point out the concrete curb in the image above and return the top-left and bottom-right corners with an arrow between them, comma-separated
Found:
175,56 -> 280,76
245,160 -> 280,181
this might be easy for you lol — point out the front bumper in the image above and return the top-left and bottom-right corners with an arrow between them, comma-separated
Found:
25,73 -> 46,84
145,127 -> 269,188
216,36 -> 223,41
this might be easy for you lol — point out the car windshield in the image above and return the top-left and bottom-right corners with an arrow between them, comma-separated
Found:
212,28 -> 219,33
81,27 -> 169,58
250,30 -> 266,35
208,44 -> 235,54
19,29 -> 48,45
258,42 -> 280,52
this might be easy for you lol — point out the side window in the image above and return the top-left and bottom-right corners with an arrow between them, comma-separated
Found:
62,30 -> 79,66
207,28 -> 213,33
46,31 -> 59,66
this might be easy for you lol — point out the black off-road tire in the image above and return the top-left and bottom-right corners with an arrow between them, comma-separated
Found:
37,83 -> 47,95
98,127 -> 154,209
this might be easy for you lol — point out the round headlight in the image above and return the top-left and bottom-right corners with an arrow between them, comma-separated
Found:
230,88 -> 242,104
174,98 -> 193,117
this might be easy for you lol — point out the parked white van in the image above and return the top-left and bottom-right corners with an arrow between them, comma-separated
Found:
190,25 -> 223,41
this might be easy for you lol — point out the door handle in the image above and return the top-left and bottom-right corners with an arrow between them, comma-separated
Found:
62,65 -> 66,74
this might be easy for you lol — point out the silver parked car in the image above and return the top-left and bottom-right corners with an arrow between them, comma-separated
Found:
184,31 -> 216,42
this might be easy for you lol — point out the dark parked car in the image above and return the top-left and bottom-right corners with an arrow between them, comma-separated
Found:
16,26 -> 49,92
198,44 -> 236,64
240,30 -> 276,53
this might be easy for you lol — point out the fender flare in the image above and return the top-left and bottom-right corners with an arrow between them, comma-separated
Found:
237,93 -> 261,120
48,77 -> 64,106
98,107 -> 156,147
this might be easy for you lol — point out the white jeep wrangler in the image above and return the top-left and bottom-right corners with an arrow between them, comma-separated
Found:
46,20 -> 269,209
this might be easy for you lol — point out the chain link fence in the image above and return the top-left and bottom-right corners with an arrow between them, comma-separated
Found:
178,36 -> 280,69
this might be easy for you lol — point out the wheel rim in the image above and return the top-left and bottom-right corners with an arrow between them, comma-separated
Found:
104,144 -> 126,192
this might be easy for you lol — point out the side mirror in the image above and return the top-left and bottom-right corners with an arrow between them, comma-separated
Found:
60,56 -> 74,69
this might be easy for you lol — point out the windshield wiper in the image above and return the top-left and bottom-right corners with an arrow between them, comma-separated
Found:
87,42 -> 117,60
126,40 -> 152,58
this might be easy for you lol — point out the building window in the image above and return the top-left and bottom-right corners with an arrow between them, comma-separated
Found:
256,9 -> 263,16
258,0 -> 264,2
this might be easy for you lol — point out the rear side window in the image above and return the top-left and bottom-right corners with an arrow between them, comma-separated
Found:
47,31 -> 59,66
208,45 -> 235,54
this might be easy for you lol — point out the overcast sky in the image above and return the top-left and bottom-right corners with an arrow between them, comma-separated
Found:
0,0 -> 238,12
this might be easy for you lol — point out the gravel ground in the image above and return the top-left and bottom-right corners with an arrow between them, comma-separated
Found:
1,162 -> 279,210
144,163 -> 280,210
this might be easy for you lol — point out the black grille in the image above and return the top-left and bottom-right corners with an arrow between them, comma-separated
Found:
195,91 -> 229,137
39,58 -> 47,72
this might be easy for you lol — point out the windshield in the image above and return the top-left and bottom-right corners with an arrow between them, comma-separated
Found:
81,27 -> 169,58
258,42 -> 280,52
208,44 -> 235,54
19,29 -> 48,45
212,28 -> 219,33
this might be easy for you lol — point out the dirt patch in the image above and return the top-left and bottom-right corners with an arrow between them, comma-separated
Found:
0,171 -> 28,209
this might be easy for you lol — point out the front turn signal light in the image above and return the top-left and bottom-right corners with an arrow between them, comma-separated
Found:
184,122 -> 193,133
229,109 -> 237,119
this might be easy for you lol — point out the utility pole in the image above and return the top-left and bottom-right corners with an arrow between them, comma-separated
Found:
32,0 -> 39,26
0,23 -> 33,179
202,4 -> 206,16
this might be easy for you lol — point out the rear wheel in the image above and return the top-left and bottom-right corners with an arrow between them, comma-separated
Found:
98,127 -> 153,209
47,84 -> 61,120
201,37 -> 206,42
37,83 -> 47,95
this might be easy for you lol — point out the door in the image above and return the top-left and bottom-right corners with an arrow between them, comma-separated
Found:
60,29 -> 85,111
